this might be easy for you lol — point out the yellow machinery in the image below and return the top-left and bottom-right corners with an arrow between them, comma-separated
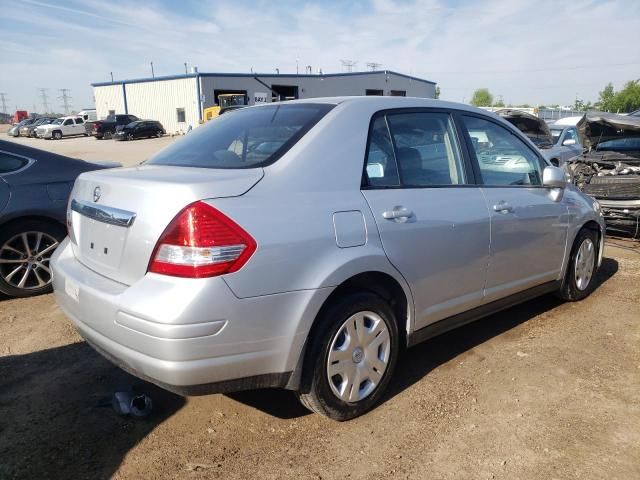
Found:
203,94 -> 248,121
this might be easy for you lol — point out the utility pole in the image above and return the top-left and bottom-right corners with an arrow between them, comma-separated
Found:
38,88 -> 50,113
184,62 -> 188,75
366,62 -> 382,71
150,61 -> 155,78
58,89 -> 72,115
340,59 -> 357,73
110,72 -> 114,82
0,93 -> 8,114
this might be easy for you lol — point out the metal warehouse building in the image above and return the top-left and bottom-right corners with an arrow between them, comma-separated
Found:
92,70 -> 437,133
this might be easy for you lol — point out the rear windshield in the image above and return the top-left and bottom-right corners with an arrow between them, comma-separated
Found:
148,103 -> 333,169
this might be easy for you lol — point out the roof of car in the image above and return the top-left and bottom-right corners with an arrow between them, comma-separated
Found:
261,96 -> 490,115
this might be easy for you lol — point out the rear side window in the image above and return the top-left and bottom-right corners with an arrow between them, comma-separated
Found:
149,104 -> 334,169
75,118 -> 84,124
0,153 -> 28,174
461,115 -> 542,186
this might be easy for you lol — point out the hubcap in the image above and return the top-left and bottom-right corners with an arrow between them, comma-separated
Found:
0,231 -> 59,290
575,238 -> 595,291
327,311 -> 391,403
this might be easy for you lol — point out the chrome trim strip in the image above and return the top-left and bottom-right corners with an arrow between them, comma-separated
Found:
71,199 -> 136,227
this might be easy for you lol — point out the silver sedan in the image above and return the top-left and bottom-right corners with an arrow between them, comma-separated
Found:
52,97 -> 605,420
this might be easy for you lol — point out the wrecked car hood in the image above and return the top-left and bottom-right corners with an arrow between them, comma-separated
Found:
576,112 -> 640,151
494,109 -> 554,148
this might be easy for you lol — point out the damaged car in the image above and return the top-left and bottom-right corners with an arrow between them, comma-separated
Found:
494,109 -> 581,166
566,112 -> 640,239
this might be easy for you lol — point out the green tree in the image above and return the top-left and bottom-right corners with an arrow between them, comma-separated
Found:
434,86 -> 441,99
470,88 -> 493,107
615,80 -> 640,112
597,83 -> 616,111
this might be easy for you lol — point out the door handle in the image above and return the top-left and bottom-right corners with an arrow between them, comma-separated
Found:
493,202 -> 513,214
383,206 -> 413,221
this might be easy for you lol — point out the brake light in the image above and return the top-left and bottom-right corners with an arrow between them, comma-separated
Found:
148,201 -> 256,278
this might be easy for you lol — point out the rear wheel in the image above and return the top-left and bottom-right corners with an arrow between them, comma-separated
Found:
103,131 -> 112,140
558,228 -> 598,301
297,292 -> 399,421
0,220 -> 66,298
156,130 -> 164,138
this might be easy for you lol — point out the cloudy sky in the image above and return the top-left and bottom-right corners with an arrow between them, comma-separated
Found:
1,0 -> 639,112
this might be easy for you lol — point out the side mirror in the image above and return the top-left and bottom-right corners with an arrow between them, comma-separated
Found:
562,138 -> 576,146
543,166 -> 566,188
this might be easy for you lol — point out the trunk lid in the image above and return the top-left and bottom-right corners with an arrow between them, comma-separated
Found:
68,165 -> 263,285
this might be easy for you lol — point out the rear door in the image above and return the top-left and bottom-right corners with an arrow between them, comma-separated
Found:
74,118 -> 84,135
362,109 -> 490,330
459,114 -> 568,303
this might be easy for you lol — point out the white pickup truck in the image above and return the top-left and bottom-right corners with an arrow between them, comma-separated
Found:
36,116 -> 87,140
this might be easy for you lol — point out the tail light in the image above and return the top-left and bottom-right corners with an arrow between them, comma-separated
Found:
148,201 -> 256,278
92,123 -> 98,130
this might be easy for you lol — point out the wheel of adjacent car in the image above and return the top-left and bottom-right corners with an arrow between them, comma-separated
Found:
156,130 -> 163,138
127,133 -> 134,141
297,292 -> 400,421
0,219 -> 66,298
52,131 -> 62,140
103,131 -> 112,140
558,228 -> 599,301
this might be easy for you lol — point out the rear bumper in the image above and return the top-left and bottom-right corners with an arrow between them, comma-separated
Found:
51,238 -> 317,393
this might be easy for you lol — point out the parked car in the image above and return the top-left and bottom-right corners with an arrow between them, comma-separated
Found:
565,112 -> 640,238
494,109 -> 581,166
0,140 -> 119,298
113,120 -> 165,141
548,123 -> 583,163
78,109 -> 97,122
86,114 -> 139,139
36,116 -> 87,140
7,118 -> 36,137
51,98 -> 605,420
21,117 -> 57,138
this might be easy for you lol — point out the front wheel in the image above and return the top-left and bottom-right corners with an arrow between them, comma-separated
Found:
297,292 -> 400,421
156,130 -> 164,138
558,228 -> 599,301
0,220 -> 66,298
103,131 -> 112,140
52,131 -> 62,140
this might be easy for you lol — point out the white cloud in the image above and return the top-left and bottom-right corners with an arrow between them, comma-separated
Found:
1,0 -> 639,111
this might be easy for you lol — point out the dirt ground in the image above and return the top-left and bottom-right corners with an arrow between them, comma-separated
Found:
1,132 -> 640,479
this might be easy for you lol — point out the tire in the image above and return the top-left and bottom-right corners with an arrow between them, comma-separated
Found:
103,131 -> 112,140
156,130 -> 164,138
297,292 -> 400,421
52,131 -> 62,140
127,133 -> 134,141
558,228 -> 598,301
0,219 -> 66,298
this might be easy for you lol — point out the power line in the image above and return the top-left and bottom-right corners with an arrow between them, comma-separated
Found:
58,89 -> 72,114
340,59 -> 357,73
38,88 -> 50,113
0,93 -> 7,114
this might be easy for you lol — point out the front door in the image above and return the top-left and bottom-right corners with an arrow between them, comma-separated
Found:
460,114 -> 568,303
361,110 -> 490,330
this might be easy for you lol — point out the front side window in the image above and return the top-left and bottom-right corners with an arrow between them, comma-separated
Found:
63,119 -> 73,126
149,104 -> 333,169
0,153 -> 28,174
176,108 -> 186,123
387,112 -> 465,186
462,115 -> 542,186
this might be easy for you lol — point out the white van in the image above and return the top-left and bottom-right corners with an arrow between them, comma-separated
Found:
78,109 -> 97,122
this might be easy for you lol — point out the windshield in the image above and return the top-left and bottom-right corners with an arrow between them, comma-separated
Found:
50,119 -> 63,125
149,103 -> 334,169
550,129 -> 563,143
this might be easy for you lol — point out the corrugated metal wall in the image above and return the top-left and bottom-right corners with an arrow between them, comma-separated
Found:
94,84 -> 125,120
125,77 -> 198,134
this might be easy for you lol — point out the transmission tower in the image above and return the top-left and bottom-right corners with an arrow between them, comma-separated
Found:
366,62 -> 382,71
0,93 -> 7,114
340,59 -> 357,72
58,89 -> 72,114
38,88 -> 50,113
